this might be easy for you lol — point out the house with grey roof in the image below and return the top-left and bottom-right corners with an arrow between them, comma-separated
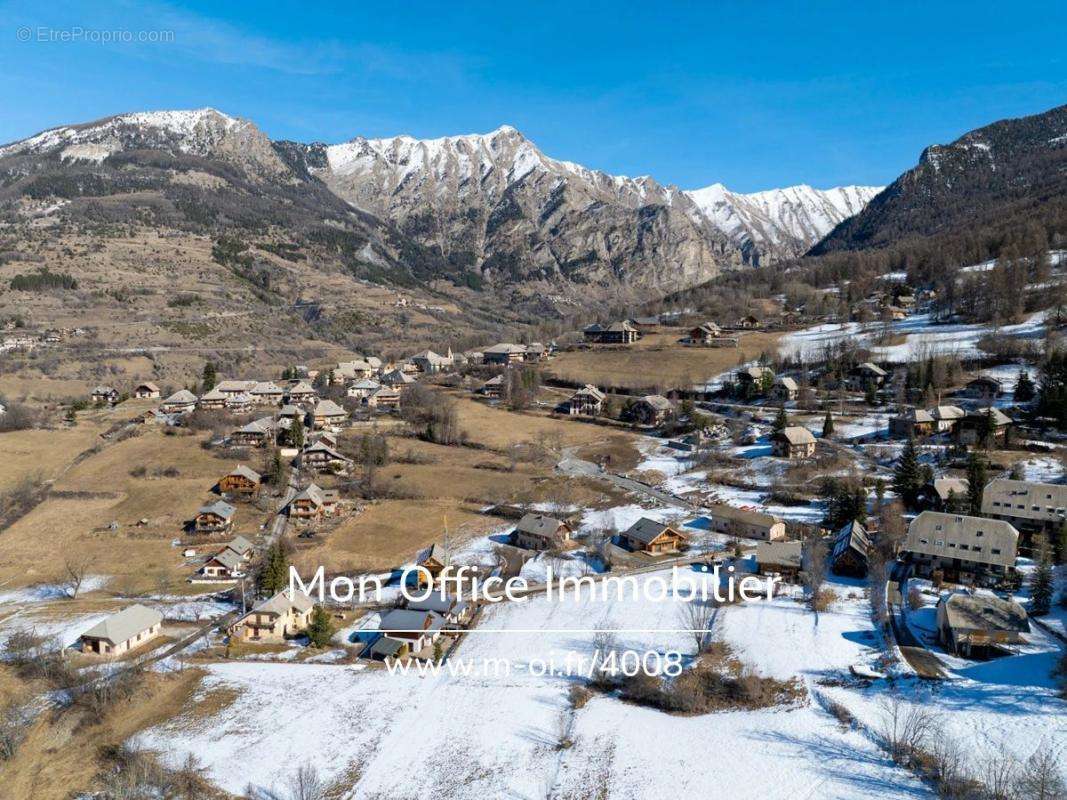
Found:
378,608 -> 446,654
936,591 -> 1029,657
513,513 -> 573,551
701,504 -> 786,542
904,511 -> 1018,586
160,389 -> 198,414
310,399 -> 348,431
981,477 -> 1067,535
194,501 -> 236,534
80,604 -> 163,656
229,589 -> 315,644
133,382 -> 160,399
199,547 -> 245,579
482,343 -> 528,365
630,395 -> 673,426
772,426 -> 816,460
583,320 -> 639,345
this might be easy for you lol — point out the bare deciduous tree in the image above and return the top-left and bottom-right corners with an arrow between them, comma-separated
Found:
63,555 -> 94,599
677,599 -> 719,654
878,693 -> 939,764
287,762 -> 327,800
1014,745 -> 1066,800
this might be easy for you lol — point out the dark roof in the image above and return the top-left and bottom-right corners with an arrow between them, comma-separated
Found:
623,517 -> 683,545
831,520 -> 869,562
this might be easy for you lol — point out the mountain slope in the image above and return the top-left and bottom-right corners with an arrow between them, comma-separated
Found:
810,103 -> 1067,254
685,183 -> 882,263
291,125 -> 744,295
0,108 -> 453,289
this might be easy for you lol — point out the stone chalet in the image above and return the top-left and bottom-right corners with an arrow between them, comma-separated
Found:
772,426 -> 816,459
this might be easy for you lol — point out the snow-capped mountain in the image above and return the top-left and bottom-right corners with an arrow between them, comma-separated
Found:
685,183 -> 883,262
0,108 -> 884,301
297,125 -> 743,294
0,108 -> 288,177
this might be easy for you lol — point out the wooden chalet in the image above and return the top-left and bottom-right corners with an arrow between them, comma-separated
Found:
566,384 -> 606,416
513,513 -> 573,551
619,518 -> 687,555
754,541 -> 803,580
300,441 -> 354,473
478,374 -> 505,399
231,417 -> 276,448
954,407 -> 1012,448
830,520 -> 870,578
630,394 -> 673,426
91,385 -> 119,405
194,501 -> 236,534
365,386 -> 402,409
219,465 -> 262,496
583,321 -> 639,345
287,483 -> 340,522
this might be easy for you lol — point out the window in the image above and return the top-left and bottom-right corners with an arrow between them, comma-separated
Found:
1032,506 -> 1040,511
959,543 -> 969,550
992,548 -> 1001,555
947,542 -> 957,548
973,546 -> 982,553
935,539 -> 945,547
976,531 -> 984,537
919,538 -> 929,545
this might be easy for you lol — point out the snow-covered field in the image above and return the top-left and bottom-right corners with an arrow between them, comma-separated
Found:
779,311 -> 1047,364
137,571 -> 933,799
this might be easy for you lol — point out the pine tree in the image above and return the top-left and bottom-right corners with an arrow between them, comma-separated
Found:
1014,369 -> 1036,402
1030,535 -> 1054,616
260,542 -> 289,595
305,605 -> 334,647
202,362 -> 217,392
965,452 -> 987,515
892,437 -> 921,508
290,416 -> 304,449
772,405 -> 788,435
822,410 -> 834,437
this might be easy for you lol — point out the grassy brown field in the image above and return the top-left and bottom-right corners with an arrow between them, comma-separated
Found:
0,417 -> 272,595
0,668 -> 207,800
547,328 -> 786,391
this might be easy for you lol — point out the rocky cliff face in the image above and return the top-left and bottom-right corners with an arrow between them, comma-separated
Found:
0,108 -> 881,306
296,125 -> 744,295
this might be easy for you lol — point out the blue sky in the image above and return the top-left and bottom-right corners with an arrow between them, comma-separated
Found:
1,0 -> 1065,192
